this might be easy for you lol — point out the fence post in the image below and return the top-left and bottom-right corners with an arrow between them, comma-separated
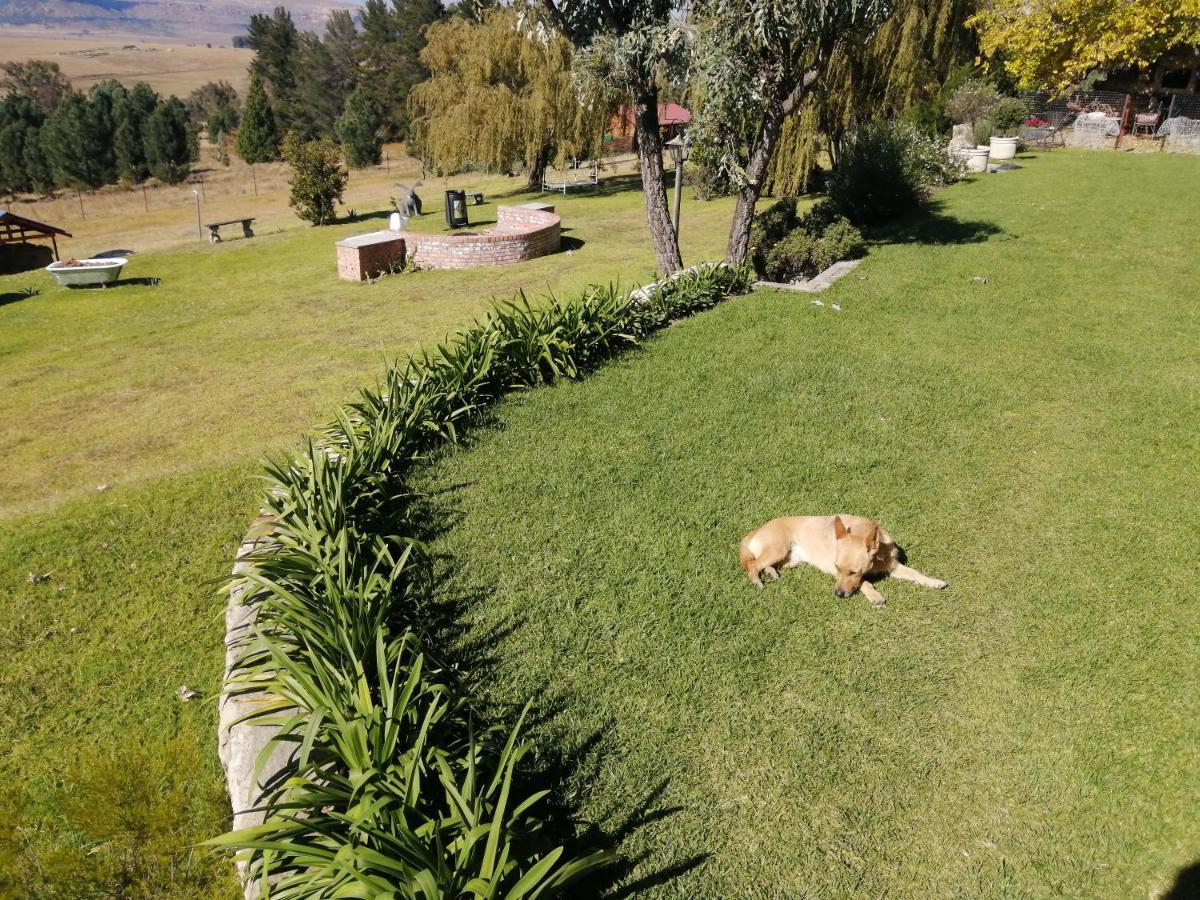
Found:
142,183 -> 149,211
251,165 -> 258,196
1114,94 -> 1131,149
77,190 -> 85,220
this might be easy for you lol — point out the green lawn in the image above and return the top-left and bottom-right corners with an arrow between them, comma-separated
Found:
0,172 -> 733,890
417,152 -> 1200,897
2,151 -> 1197,895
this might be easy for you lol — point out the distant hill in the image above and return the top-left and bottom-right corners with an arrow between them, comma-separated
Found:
0,0 -> 363,44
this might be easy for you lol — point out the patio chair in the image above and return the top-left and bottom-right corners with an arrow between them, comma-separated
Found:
1133,112 -> 1160,136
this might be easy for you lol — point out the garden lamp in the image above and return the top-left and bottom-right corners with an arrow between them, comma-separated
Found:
665,133 -> 689,239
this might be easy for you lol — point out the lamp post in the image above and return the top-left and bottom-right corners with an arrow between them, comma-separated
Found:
193,189 -> 202,239
665,133 -> 689,239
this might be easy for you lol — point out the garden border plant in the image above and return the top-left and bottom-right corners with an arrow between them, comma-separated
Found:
211,263 -> 751,897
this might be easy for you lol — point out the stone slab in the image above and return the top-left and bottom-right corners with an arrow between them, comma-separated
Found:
753,257 -> 863,294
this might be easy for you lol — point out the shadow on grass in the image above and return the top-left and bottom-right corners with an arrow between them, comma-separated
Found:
406,472 -> 706,897
0,288 -> 39,307
871,198 -> 1005,247
1165,860 -> 1200,899
64,277 -> 161,289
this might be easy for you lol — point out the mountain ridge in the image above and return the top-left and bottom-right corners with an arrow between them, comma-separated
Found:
0,0 -> 364,43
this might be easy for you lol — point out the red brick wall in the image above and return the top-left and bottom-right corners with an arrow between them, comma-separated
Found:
336,234 -> 407,281
401,205 -> 560,270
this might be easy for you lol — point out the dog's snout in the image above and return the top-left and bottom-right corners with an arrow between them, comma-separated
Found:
834,588 -> 850,598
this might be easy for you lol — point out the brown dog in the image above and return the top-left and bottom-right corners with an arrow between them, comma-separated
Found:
739,515 -> 947,605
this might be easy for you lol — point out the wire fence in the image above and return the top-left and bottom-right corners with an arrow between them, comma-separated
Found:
1159,94 -> 1200,153
1022,89 -> 1200,154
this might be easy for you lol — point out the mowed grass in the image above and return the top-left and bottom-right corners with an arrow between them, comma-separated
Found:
0,171 -> 731,887
417,151 -> 1200,897
0,171 -> 732,516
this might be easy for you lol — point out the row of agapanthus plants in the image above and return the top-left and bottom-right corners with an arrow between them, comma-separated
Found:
210,263 -> 752,898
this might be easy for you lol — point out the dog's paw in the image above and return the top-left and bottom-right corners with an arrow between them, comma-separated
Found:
869,596 -> 887,607
932,579 -> 949,590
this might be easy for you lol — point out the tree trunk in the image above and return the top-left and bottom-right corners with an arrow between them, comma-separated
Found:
726,69 -> 819,266
633,90 -> 683,275
528,145 -> 553,191
726,98 -> 785,266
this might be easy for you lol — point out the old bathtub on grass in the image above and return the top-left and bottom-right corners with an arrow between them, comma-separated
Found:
46,257 -> 127,287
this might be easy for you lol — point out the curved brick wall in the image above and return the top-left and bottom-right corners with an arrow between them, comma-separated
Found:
400,204 -> 560,270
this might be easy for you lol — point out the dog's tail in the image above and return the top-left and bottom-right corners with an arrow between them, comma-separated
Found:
738,532 -> 757,573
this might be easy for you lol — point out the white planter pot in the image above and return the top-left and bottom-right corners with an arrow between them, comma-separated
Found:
46,257 -> 127,287
965,148 -> 991,173
989,136 -> 1019,160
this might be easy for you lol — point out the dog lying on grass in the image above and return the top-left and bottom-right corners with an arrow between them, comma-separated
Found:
739,514 -> 948,605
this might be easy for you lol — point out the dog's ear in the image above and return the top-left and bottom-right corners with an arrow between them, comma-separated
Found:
865,522 -> 880,551
833,516 -> 848,539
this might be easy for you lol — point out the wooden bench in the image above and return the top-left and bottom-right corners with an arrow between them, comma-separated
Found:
206,218 -> 255,244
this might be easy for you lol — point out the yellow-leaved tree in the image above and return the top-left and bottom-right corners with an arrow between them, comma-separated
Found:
970,0 -> 1200,91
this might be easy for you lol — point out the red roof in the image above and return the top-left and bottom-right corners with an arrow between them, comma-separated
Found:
615,103 -> 692,128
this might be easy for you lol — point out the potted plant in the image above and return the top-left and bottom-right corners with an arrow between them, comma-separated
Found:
987,96 -> 1027,160
948,80 -> 999,143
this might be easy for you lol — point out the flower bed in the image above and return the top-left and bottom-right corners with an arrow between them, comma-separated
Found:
213,263 -> 751,896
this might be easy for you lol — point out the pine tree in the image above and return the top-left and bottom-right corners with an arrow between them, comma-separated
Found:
0,93 -> 44,194
23,130 -> 54,194
247,6 -> 301,131
236,73 -> 280,163
144,97 -> 198,184
41,91 -> 109,189
359,0 -> 444,139
336,86 -> 383,168
113,82 -> 158,183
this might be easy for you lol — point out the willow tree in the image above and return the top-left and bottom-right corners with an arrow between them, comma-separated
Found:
409,7 -> 607,188
691,0 -> 893,266
811,0 -> 976,165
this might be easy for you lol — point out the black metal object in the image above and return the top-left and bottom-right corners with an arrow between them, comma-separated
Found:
471,192 -> 485,206
444,190 -> 469,228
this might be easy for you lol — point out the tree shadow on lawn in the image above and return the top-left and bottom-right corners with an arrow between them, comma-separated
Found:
407,478 -> 709,896
1165,860 -> 1200,899
870,198 -> 1007,247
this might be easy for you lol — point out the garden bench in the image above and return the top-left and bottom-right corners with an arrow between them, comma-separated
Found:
206,217 -> 255,244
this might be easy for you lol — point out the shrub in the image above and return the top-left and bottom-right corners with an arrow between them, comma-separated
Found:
763,205 -> 864,282
827,120 -> 962,227
748,196 -> 799,273
946,79 -> 1000,130
989,96 -> 1028,137
211,264 -> 752,896
281,133 -> 348,226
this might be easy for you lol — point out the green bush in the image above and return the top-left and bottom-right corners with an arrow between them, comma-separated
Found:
762,205 -> 864,282
827,120 -> 963,226
212,264 -> 752,896
748,197 -> 799,274
989,96 -> 1028,137
281,132 -> 347,226
750,197 -> 864,282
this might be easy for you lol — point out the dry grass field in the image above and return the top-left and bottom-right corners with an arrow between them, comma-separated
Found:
2,143 -> 641,258
0,32 -> 253,97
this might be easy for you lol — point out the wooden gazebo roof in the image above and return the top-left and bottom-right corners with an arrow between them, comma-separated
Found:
0,209 -> 72,259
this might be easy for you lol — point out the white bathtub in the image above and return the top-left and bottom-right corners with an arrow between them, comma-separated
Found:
46,257 -> 127,287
